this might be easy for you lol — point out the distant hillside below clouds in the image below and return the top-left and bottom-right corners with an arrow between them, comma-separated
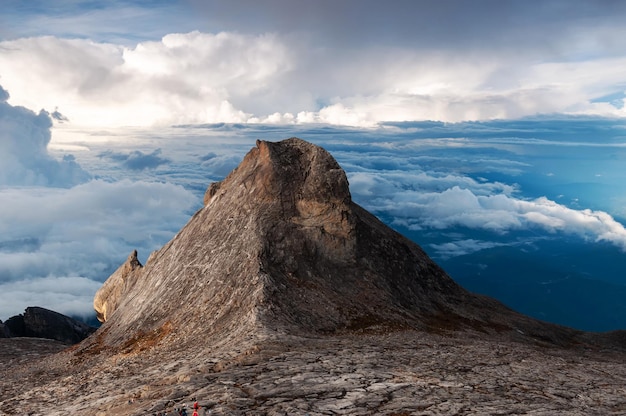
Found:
0,307 -> 96,344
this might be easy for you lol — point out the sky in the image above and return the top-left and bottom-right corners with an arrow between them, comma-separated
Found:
1,1 -> 626,331
1,0 -> 626,127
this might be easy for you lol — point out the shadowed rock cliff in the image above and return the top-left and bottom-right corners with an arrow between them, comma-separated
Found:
0,320 -> 10,338
3,307 -> 96,344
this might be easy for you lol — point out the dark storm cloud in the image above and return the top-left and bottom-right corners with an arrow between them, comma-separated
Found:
6,0 -> 626,53
186,0 -> 626,54
0,238 -> 41,254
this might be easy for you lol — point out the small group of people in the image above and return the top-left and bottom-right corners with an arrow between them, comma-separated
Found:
153,400 -> 204,416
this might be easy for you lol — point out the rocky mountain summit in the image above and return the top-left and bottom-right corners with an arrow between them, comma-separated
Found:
1,307 -> 96,344
1,138 -> 626,415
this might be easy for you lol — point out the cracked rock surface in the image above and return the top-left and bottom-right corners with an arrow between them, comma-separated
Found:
1,331 -> 625,415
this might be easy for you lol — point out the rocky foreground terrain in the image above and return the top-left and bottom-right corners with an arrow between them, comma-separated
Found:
1,138 -> 625,415
1,329 -> 625,415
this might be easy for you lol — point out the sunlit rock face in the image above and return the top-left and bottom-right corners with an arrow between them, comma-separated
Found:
87,138 -> 495,348
92,137 -> 589,349
93,250 -> 143,324
1,138 -> 625,416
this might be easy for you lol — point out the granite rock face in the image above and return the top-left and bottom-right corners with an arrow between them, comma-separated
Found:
2,330 -> 626,416
1,137 -> 625,415
3,307 -> 96,344
85,138 -> 588,347
93,250 -> 143,323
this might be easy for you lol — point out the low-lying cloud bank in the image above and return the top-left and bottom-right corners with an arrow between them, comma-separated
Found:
0,276 -> 103,322
348,171 -> 626,253
99,148 -> 171,170
2,78 -> 626,322
0,179 -> 197,320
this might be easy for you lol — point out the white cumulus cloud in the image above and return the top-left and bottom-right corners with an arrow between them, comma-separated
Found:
350,172 -> 626,251
0,84 -> 89,186
2,21 -> 626,128
0,276 -> 103,321
0,32 -> 292,127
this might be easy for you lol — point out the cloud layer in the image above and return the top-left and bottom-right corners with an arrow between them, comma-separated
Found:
0,179 -> 197,320
0,32 -> 291,126
0,85 -> 199,321
2,107 -> 626,327
2,1 -> 626,128
3,1 -> 626,330
351,172 -> 626,251
99,148 -> 171,170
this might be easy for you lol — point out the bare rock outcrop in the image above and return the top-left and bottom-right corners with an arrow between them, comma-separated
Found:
1,137 -> 625,415
2,307 -> 96,344
0,320 -> 10,338
65,138 -> 624,360
87,138 -> 588,349
93,250 -> 143,323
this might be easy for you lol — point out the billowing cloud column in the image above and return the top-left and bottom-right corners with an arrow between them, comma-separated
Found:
0,85 -> 89,187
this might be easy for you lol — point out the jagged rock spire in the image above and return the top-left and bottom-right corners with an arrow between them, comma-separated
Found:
93,249 -> 143,323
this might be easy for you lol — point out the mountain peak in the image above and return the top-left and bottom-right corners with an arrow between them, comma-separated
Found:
205,138 -> 352,234
6,137 -> 626,416
87,137 -> 585,352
